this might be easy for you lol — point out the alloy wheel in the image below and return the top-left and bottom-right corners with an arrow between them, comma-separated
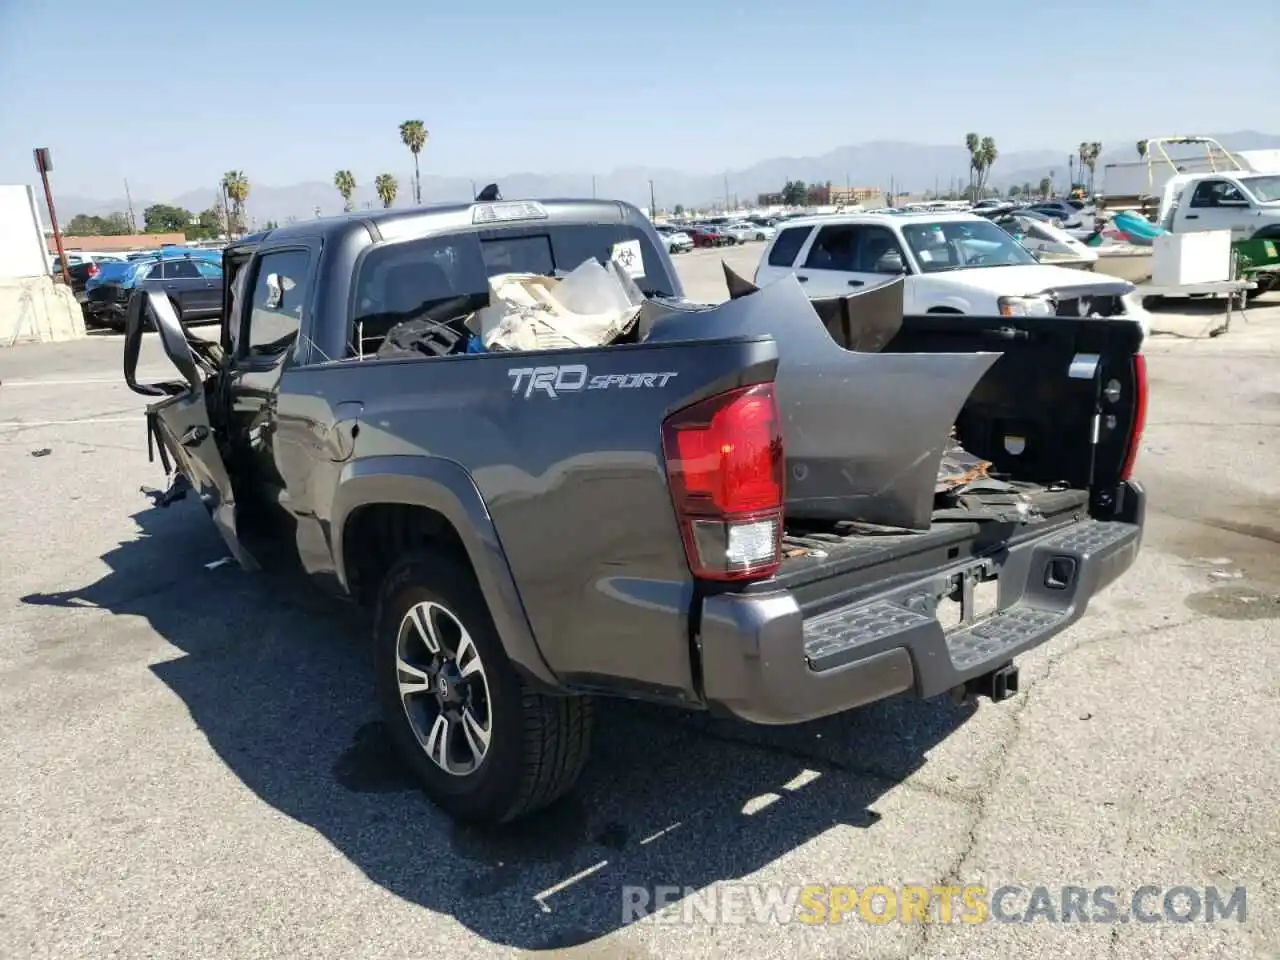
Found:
395,600 -> 493,776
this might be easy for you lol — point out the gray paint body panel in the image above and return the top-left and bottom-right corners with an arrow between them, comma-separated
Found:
280,332 -> 780,701
645,274 -> 1001,529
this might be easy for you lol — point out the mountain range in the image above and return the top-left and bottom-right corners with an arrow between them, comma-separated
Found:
53,130 -> 1280,225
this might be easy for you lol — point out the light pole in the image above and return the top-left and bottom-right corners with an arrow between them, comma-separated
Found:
32,148 -> 71,287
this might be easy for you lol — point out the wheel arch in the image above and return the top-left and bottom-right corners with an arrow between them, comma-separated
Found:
332,455 -> 559,688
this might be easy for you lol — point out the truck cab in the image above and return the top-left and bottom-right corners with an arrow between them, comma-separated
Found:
1159,171 -> 1280,241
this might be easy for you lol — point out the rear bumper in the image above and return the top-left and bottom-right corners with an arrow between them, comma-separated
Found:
698,483 -> 1145,724
83,289 -> 129,325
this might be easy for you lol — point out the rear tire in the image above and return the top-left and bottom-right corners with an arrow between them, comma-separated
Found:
372,550 -> 593,824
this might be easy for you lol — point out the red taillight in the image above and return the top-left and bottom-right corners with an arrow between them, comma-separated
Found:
86,263 -> 99,278
661,383 -> 784,581
1119,353 -> 1148,481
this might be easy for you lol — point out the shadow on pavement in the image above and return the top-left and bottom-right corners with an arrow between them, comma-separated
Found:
22,500 -> 976,951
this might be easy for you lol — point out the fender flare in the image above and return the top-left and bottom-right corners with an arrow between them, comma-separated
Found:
331,455 -> 558,687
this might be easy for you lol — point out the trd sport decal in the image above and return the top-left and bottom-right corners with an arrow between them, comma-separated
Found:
508,365 -> 679,399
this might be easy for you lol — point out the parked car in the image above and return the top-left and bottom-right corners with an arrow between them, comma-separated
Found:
687,224 -> 733,248
1028,201 -> 1085,228
654,224 -> 694,254
121,196 -> 1145,826
84,253 -> 224,330
721,221 -> 776,243
753,211 -> 1135,319
51,253 -> 130,302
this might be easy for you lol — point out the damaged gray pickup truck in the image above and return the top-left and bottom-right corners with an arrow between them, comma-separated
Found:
122,198 -> 1148,825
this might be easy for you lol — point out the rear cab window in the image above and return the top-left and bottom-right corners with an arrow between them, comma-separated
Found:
348,222 -> 676,358
766,226 -> 813,267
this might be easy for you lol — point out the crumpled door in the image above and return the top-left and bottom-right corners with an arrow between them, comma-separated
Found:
123,288 -> 257,571
147,391 -> 258,571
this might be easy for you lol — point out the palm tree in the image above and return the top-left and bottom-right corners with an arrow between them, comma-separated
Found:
399,120 -> 428,205
1038,176 -> 1053,200
334,170 -> 356,212
1084,142 -> 1103,194
976,136 -> 998,199
964,132 -> 980,199
374,174 -> 398,208
220,170 -> 250,239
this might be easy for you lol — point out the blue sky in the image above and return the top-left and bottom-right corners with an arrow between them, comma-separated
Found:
1,0 -> 1276,198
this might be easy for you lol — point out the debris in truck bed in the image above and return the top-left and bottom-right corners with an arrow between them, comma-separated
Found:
935,440 -> 993,493
472,258 -> 643,352
783,545 -> 829,559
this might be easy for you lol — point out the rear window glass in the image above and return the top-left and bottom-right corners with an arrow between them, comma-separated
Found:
767,226 -> 812,267
349,223 -> 677,357
481,235 -> 554,275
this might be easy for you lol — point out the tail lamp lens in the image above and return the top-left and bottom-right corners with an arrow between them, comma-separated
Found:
661,383 -> 784,581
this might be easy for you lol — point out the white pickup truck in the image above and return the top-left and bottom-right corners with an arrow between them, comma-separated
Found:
753,212 -> 1136,319
1157,171 -> 1280,242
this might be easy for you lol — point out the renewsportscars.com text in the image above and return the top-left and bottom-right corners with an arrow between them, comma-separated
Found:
621,884 -> 1248,925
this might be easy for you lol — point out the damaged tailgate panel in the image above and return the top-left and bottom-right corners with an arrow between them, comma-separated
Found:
645,275 -> 1001,531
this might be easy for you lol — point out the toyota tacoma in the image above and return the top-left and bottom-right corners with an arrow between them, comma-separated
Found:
122,198 -> 1148,825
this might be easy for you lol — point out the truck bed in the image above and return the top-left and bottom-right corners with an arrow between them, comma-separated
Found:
763,485 -> 1091,611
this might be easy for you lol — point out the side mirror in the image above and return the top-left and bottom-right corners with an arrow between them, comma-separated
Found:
148,291 -> 203,393
122,289 -> 203,397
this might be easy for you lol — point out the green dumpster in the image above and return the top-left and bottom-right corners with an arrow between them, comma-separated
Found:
1233,239 -> 1280,294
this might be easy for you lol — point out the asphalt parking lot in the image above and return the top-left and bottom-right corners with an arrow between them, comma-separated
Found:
1,245 -> 1278,959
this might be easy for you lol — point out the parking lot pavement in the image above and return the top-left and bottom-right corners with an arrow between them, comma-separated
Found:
1,260 -> 1278,960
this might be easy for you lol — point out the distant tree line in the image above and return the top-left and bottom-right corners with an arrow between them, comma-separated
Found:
65,204 -> 232,241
